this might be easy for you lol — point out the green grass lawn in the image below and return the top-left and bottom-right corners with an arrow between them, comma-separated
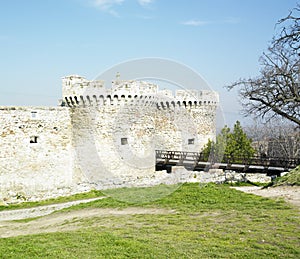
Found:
0,183 -> 299,258
0,189 -> 104,211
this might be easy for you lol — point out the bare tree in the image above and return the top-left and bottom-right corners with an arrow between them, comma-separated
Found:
276,3 -> 300,52
227,4 -> 300,126
245,118 -> 300,159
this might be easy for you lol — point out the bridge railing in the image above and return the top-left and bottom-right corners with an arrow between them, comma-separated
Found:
156,150 -> 300,170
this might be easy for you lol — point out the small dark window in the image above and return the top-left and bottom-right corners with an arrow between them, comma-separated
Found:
30,136 -> 38,143
31,111 -> 37,118
188,138 -> 194,145
121,138 -> 128,145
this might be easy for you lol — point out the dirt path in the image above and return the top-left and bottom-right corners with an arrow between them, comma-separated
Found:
1,186 -> 299,238
232,186 -> 300,209
0,197 -> 106,221
0,207 -> 175,238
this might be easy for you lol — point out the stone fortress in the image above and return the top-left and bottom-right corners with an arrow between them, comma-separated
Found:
0,74 -> 219,202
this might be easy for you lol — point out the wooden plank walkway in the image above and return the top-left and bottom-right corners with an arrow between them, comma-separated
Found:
155,150 -> 300,176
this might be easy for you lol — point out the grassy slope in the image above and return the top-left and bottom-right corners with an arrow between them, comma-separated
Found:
274,165 -> 300,186
0,183 -> 299,258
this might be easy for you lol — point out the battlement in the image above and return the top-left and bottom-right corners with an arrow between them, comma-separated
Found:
62,75 -> 219,109
111,79 -> 159,95
62,75 -> 105,97
156,99 -> 218,110
63,94 -> 218,109
175,89 -> 219,103
63,94 -> 157,107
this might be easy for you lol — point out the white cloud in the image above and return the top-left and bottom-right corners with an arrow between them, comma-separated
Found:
137,0 -> 154,7
91,0 -> 124,16
89,0 -> 155,16
181,18 -> 240,26
92,0 -> 124,9
181,20 -> 210,26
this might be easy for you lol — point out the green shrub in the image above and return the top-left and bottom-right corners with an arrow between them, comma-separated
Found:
202,121 -> 255,163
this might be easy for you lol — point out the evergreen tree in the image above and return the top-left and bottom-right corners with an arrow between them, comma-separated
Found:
202,121 -> 255,163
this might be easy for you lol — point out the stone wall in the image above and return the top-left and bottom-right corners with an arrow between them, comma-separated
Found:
70,103 -> 156,189
0,106 -> 76,202
0,76 -> 219,202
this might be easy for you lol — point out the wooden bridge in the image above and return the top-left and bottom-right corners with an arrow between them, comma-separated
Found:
155,150 -> 300,176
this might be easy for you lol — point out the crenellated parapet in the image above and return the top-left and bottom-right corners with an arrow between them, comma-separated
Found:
155,99 -> 218,110
111,79 -> 159,96
62,75 -> 105,97
63,94 -> 158,107
63,94 -> 218,109
62,75 -> 219,111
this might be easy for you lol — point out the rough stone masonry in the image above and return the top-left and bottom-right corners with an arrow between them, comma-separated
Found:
0,75 -> 219,202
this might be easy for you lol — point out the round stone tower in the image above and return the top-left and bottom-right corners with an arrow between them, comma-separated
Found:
62,75 -> 218,188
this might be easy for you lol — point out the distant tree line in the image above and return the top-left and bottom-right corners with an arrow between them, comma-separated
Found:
244,118 -> 300,159
202,119 -> 300,165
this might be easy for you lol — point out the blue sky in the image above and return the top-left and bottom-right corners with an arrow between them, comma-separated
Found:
0,0 -> 298,126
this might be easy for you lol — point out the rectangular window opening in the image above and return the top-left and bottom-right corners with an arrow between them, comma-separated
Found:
121,138 -> 128,145
188,138 -> 195,145
31,111 -> 37,118
30,136 -> 38,143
